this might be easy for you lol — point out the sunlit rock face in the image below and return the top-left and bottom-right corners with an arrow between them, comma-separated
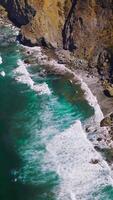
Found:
0,0 -> 71,47
1,0 -> 113,62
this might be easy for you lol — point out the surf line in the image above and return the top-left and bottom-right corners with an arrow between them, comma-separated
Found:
20,45 -> 104,123
14,59 -> 51,95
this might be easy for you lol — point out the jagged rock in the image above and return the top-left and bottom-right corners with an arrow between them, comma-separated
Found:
97,49 -> 113,83
105,86 -> 113,97
103,80 -> 113,97
0,0 -> 36,26
100,117 -> 112,127
90,159 -> 100,164
110,113 -> 113,121
0,5 -> 7,18
100,113 -> 113,127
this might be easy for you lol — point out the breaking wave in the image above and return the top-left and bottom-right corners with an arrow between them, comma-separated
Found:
44,120 -> 113,200
14,59 -> 51,95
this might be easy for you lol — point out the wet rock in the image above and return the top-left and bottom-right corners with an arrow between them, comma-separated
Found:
97,49 -> 113,83
85,126 -> 97,133
90,159 -> 100,164
100,117 -> 112,127
110,113 -> 113,121
24,59 -> 31,64
102,148 -> 113,164
100,113 -> 113,127
97,137 -> 102,142
103,81 -> 113,97
94,146 -> 101,152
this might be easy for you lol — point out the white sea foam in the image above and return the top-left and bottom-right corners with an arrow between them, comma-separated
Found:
22,45 -> 104,123
0,56 -> 2,64
0,71 -> 5,77
20,45 -> 42,57
45,120 -> 113,200
33,83 -> 51,95
20,45 -> 113,199
24,46 -> 102,123
15,59 -> 34,87
44,58 -> 103,123
14,59 -> 51,95
21,45 -> 75,76
78,76 -> 104,123
47,59 -> 75,76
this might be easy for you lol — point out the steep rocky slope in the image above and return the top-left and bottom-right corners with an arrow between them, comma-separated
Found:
0,0 -> 72,47
1,0 -> 113,67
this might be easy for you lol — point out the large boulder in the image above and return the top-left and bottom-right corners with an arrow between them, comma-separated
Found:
100,113 -> 113,127
103,80 -> 113,97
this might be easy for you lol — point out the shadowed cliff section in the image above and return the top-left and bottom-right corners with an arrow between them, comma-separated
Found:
0,0 -> 72,47
62,0 -> 77,51
0,0 -> 36,27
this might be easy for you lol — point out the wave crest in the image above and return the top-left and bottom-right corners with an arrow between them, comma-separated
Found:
14,59 -> 51,95
44,120 -> 113,200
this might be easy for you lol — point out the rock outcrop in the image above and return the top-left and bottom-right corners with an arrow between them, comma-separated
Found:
1,0 -> 113,66
0,0 -> 36,26
100,113 -> 113,128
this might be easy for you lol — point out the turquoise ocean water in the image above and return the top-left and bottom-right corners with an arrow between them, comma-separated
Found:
0,25 -> 113,200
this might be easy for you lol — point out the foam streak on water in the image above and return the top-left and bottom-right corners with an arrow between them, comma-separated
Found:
14,59 -> 51,95
0,56 -> 2,64
45,120 -> 113,200
79,76 -> 104,123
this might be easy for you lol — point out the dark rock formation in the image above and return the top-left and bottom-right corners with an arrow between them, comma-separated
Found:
0,0 -> 36,27
100,113 -> 113,127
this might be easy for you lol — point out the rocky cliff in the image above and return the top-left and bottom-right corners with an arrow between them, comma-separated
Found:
1,0 -> 113,66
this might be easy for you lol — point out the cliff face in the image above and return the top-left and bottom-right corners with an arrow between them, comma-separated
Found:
0,0 -> 36,26
1,0 -> 113,63
20,0 -> 72,48
0,0 -> 71,47
70,0 -> 113,62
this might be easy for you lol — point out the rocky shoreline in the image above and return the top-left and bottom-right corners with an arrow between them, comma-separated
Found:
1,13 -> 113,174
18,44 -> 113,173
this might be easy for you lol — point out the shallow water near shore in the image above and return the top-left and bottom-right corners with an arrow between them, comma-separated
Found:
0,25 -> 113,200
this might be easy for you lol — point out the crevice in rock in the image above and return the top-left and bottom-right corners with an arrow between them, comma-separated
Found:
62,0 -> 77,52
